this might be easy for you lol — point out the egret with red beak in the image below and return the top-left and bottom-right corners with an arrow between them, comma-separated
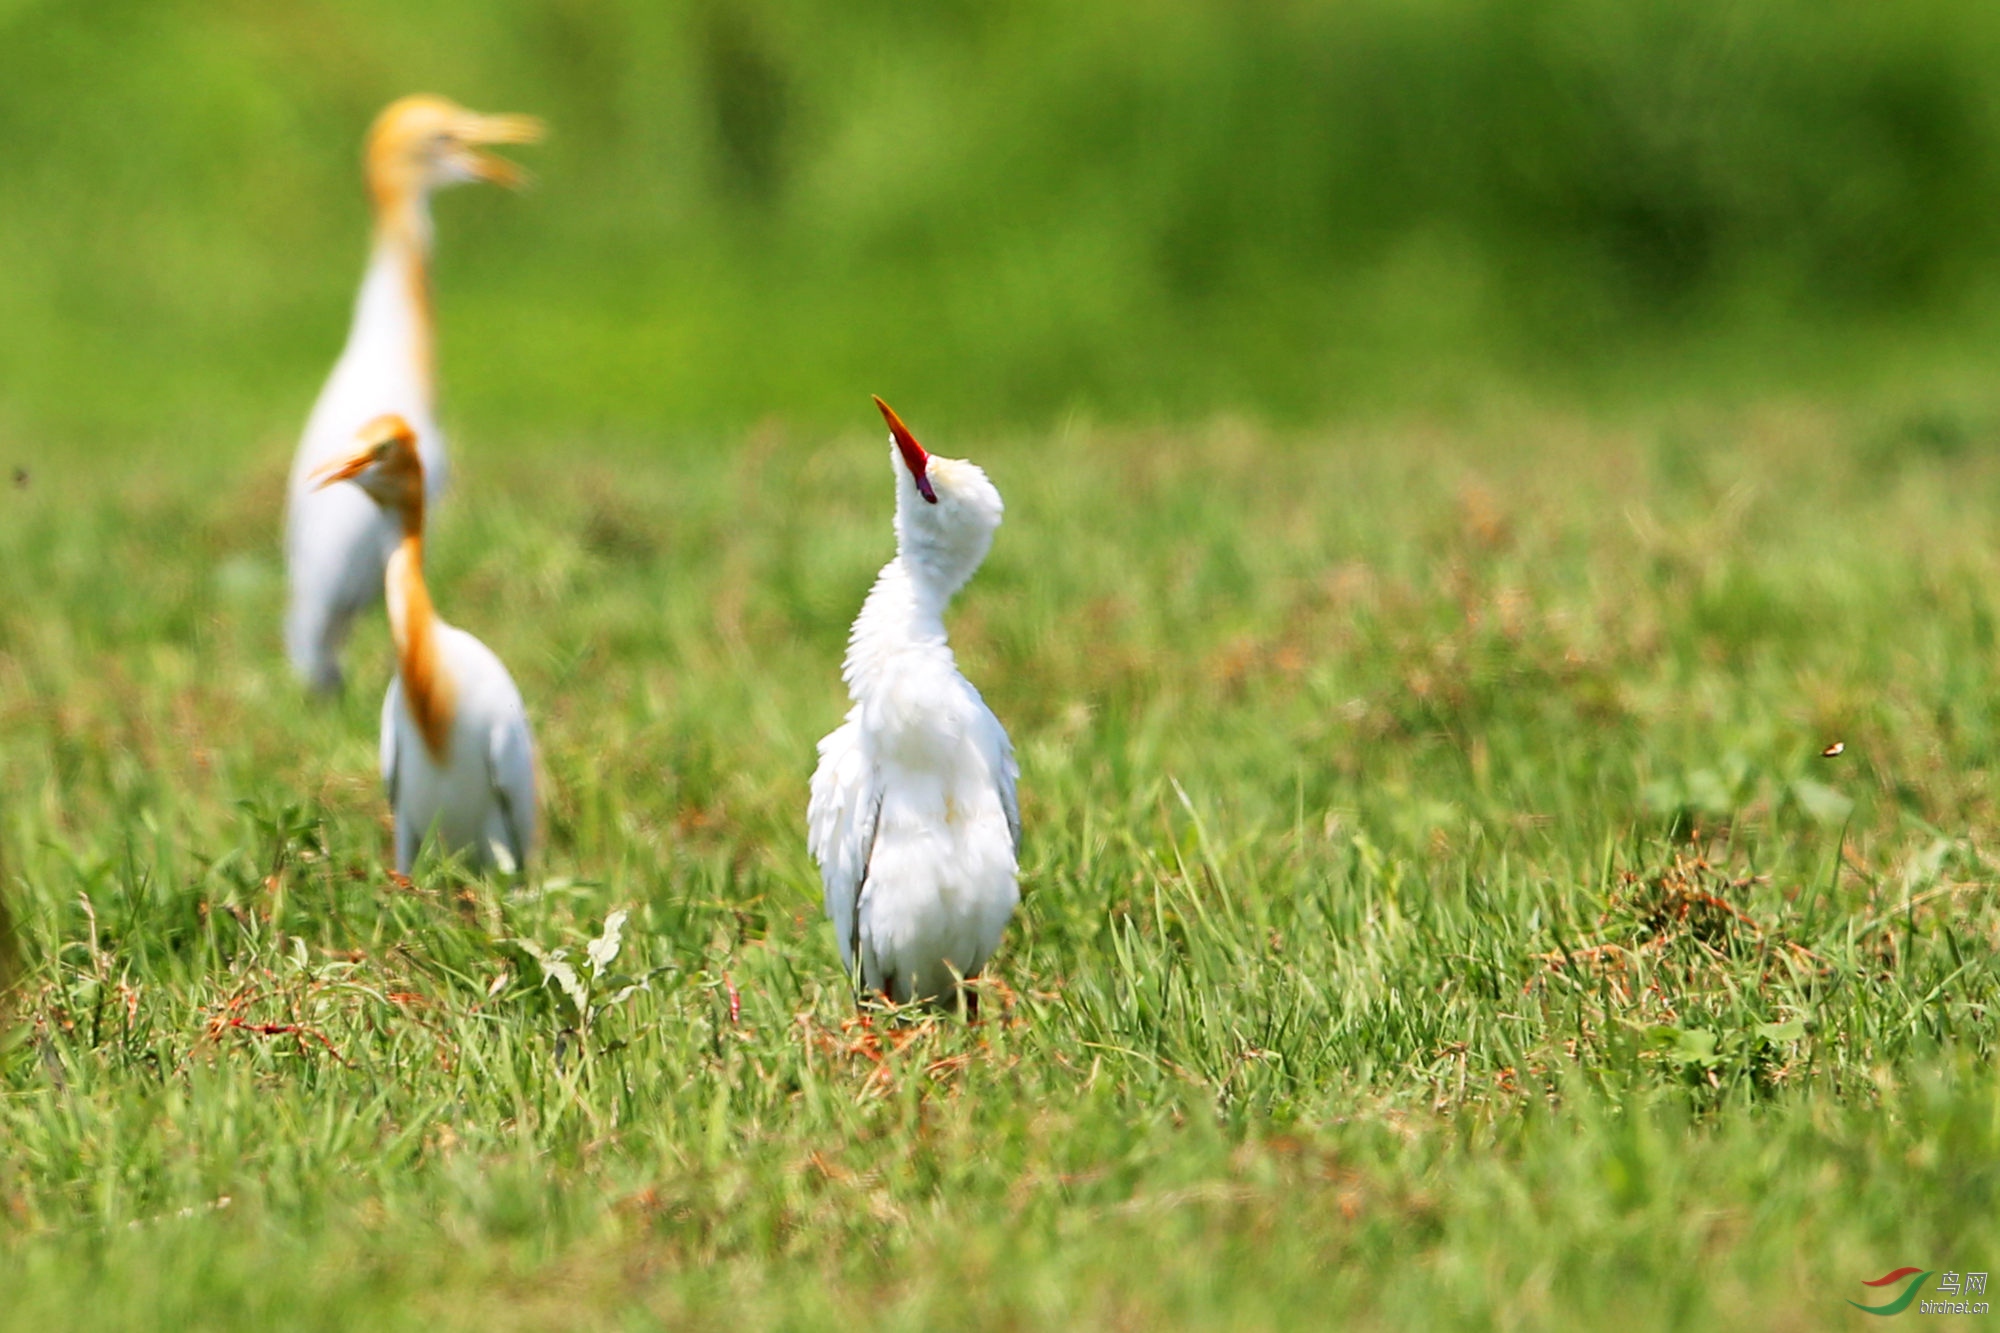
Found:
312,414 -> 537,876
285,95 -> 542,693
807,398 -> 1019,1009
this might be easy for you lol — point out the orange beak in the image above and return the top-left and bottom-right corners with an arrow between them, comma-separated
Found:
873,395 -> 936,504
309,447 -> 379,492
461,112 -> 545,189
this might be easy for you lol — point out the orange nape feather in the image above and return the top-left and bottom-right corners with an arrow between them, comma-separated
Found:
386,541 -> 457,762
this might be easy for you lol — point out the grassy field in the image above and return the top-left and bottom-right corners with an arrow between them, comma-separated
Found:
1,400 -> 1997,1328
10,3 -> 2000,1326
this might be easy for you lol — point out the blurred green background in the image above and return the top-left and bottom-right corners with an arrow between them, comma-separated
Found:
6,0 -> 2000,446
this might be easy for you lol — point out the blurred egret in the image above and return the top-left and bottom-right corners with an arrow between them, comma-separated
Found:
285,95 -> 542,693
808,397 -> 1019,1009
312,414 -> 536,876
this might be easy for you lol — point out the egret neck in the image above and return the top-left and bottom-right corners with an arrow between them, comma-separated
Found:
844,456 -> 993,699
358,172 -> 438,414
382,499 -> 455,762
843,558 -> 954,700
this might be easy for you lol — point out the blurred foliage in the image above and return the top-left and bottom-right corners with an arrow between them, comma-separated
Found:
5,0 -> 2000,442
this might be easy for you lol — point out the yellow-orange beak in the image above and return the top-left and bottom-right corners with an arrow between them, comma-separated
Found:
461,113 -> 545,189
309,448 -> 379,492
873,395 -> 937,504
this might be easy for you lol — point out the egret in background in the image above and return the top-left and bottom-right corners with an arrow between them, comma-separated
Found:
312,414 -> 537,876
808,398 -> 1020,1010
285,95 -> 542,693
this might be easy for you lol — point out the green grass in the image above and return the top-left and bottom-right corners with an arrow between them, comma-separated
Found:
1,402 -> 1998,1327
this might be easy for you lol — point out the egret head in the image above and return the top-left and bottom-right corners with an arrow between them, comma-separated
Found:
874,396 -> 1004,599
366,94 -> 543,208
311,414 -> 426,525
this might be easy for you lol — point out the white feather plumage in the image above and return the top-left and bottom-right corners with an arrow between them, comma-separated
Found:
380,605 -> 537,877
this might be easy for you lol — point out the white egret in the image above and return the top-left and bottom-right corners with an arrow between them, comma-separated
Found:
312,414 -> 537,876
285,95 -> 542,693
808,397 -> 1020,1010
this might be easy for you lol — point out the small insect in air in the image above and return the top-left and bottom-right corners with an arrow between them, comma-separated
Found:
9,467 -> 26,490
1821,741 -> 1845,758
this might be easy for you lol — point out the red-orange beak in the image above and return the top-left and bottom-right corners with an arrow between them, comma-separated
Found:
873,395 -> 936,504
